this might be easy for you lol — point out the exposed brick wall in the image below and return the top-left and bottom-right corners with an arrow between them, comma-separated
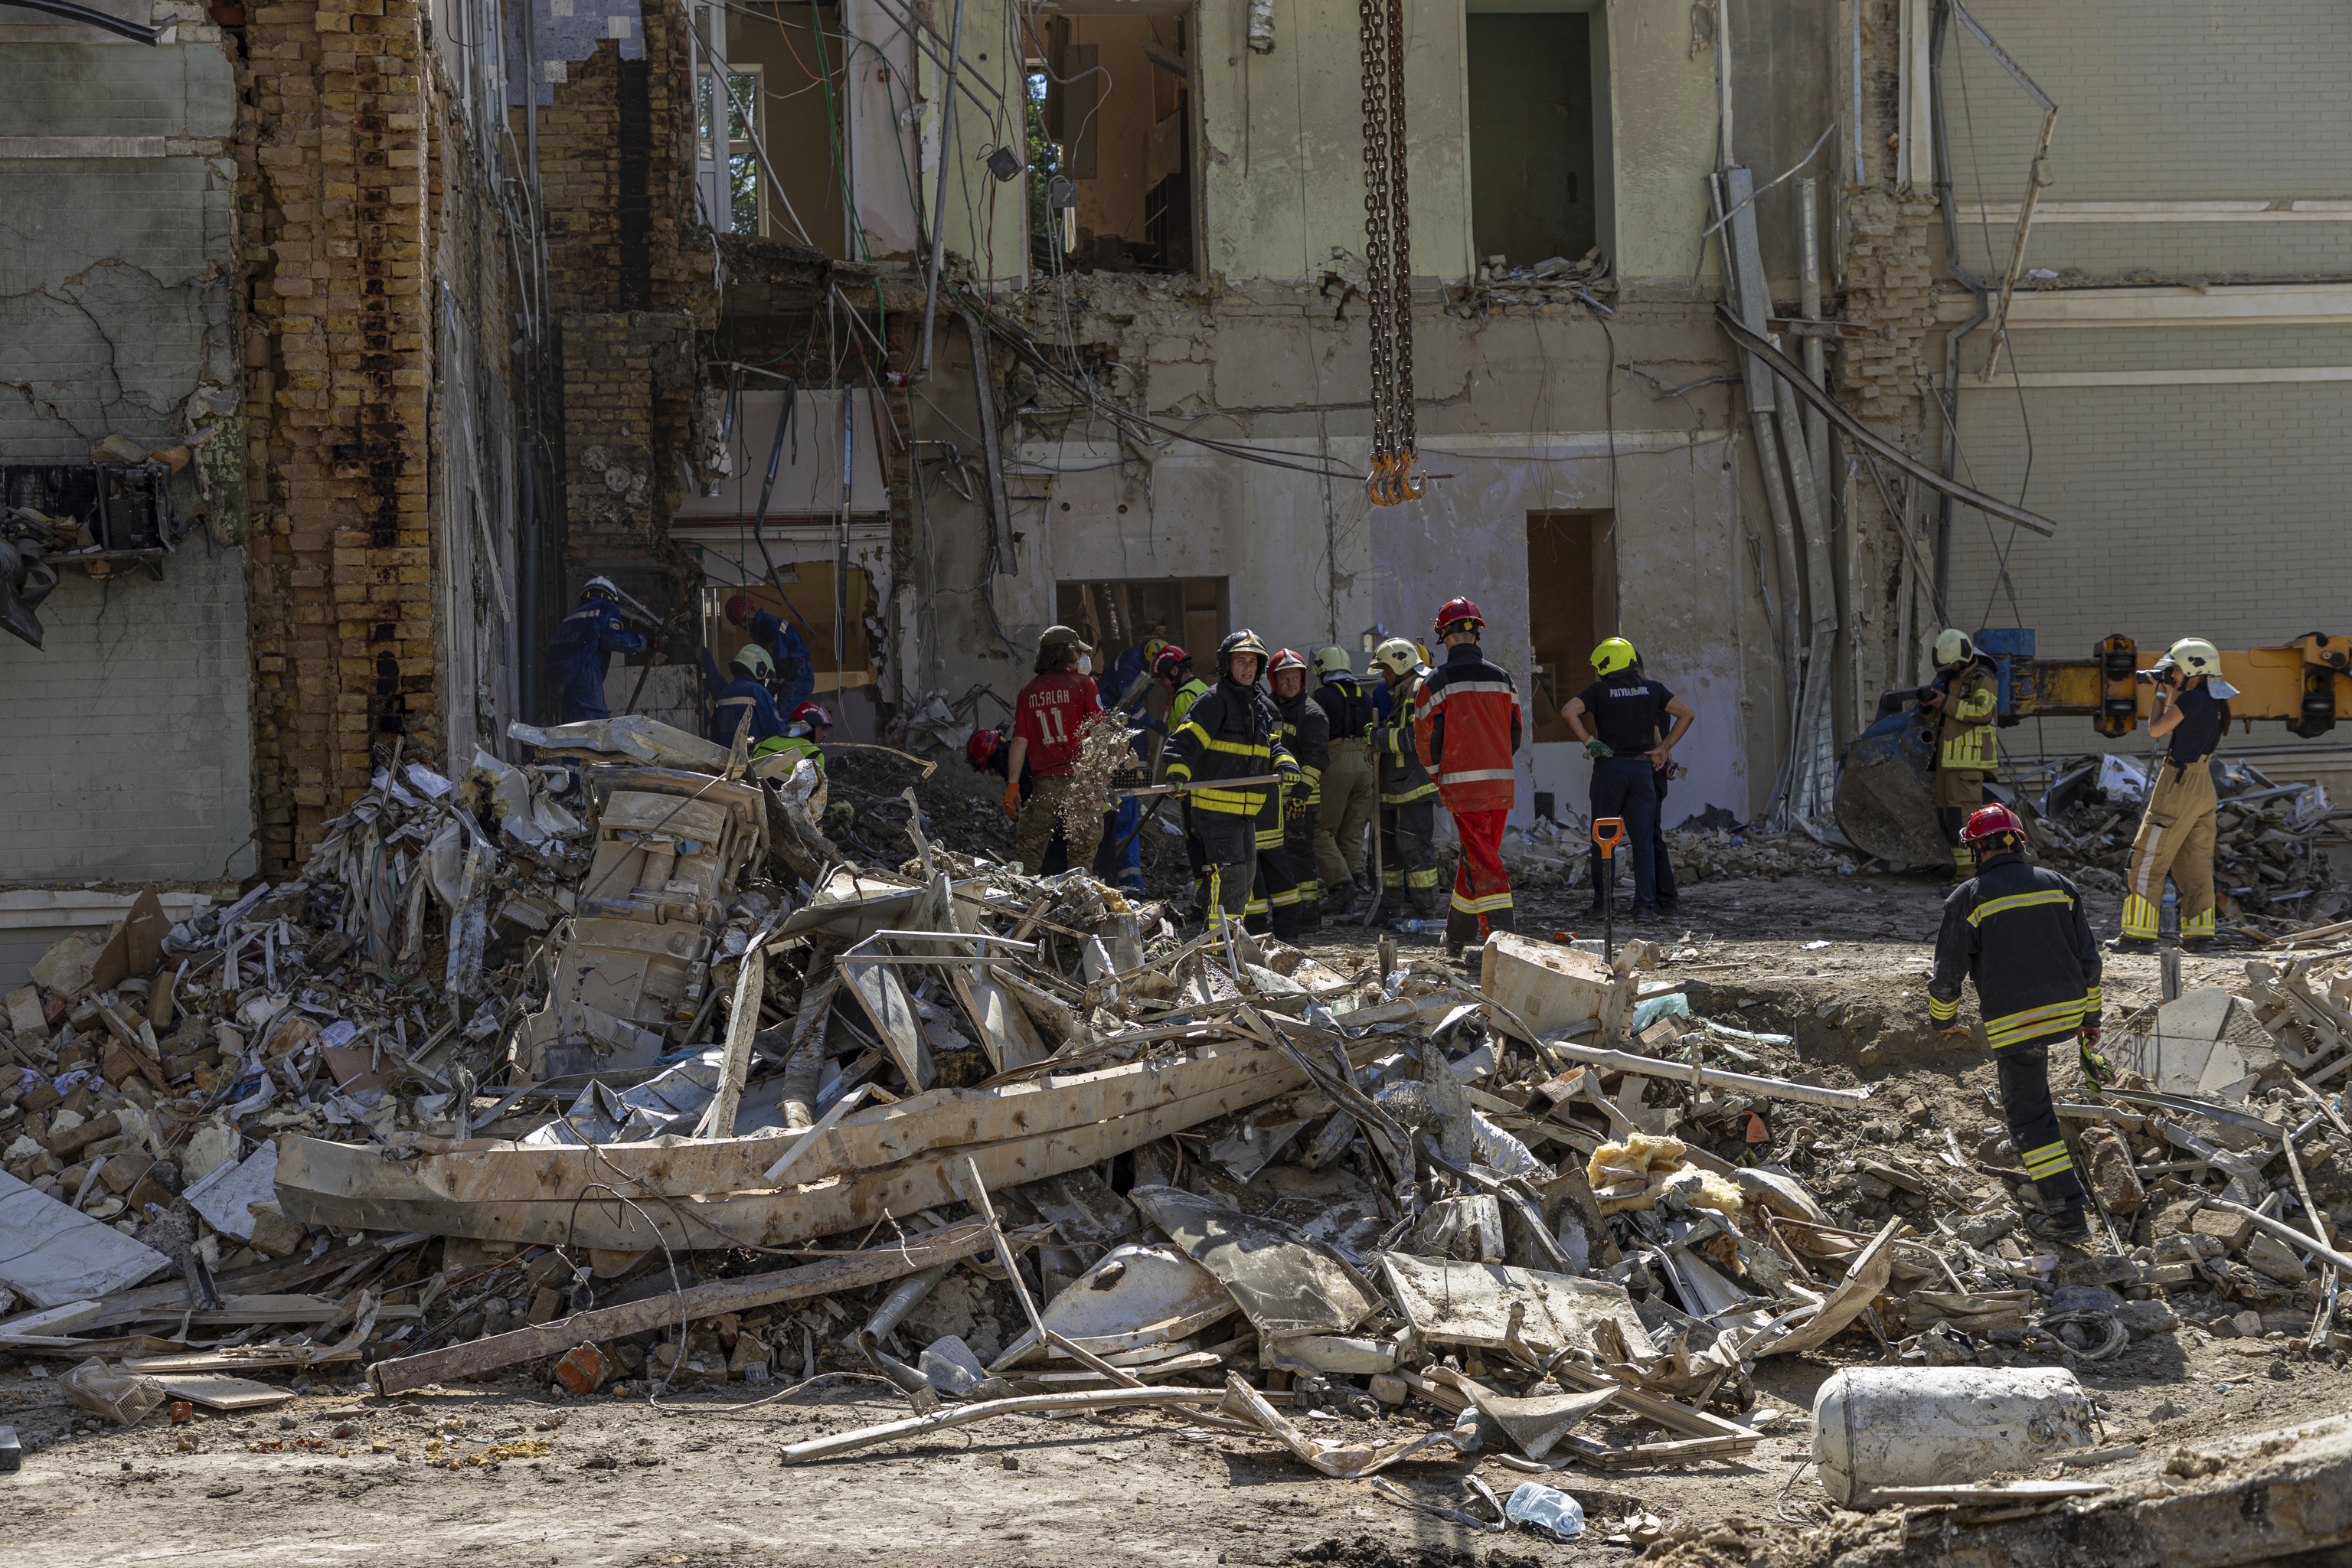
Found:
237,0 -> 436,874
560,309 -> 700,616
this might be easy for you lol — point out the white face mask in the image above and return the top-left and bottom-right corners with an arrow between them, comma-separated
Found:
1077,655 -> 1093,675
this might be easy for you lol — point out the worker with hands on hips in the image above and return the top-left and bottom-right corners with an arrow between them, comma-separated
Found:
1559,639 -> 1694,923
1926,802 -> 2106,1243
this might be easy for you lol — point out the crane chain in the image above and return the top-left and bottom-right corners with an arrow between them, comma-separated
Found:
1359,0 -> 1419,506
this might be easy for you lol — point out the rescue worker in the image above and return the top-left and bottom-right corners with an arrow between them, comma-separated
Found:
723,593 -> 817,714
1370,636 -> 1442,920
1268,648 -> 1328,933
1155,644 -> 1212,916
1164,630 -> 1299,928
1005,626 -> 1106,874
1560,639 -> 1693,923
1923,629 -> 2001,882
704,642 -> 787,748
753,700 -> 831,772
2115,638 -> 2233,953
1415,598 -> 1523,957
1928,802 -> 2106,1243
545,576 -> 646,723
1311,646 -> 1377,917
1093,635 -> 1166,897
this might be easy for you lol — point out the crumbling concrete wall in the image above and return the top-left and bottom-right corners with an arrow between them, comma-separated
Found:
0,10 -> 254,883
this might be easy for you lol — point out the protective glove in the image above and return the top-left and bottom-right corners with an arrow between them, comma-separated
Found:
1583,738 -> 1613,760
2078,1025 -> 2112,1091
1003,780 -> 1022,819
1276,758 -> 1302,781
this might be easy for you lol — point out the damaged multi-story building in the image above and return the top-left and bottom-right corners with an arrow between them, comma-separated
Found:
4,0 -> 2346,967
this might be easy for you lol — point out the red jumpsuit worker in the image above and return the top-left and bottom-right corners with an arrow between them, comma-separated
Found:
1415,596 -> 1523,958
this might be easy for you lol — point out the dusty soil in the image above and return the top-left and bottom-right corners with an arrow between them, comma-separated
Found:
12,864 -> 2347,1568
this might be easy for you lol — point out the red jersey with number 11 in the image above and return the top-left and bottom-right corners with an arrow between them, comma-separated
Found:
1013,671 -> 1104,778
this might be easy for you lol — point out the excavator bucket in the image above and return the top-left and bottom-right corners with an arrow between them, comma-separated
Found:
1835,704 -> 1949,869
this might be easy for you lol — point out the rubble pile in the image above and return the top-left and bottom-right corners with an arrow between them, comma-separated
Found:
5,715 -> 2350,1546
2020,755 -> 2346,934
1501,815 -> 1859,892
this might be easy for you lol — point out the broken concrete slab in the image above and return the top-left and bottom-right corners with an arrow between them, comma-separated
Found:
1481,933 -> 1630,1042
1129,1184 -> 1383,1338
1377,1252 -> 1654,1365
0,1169 -> 168,1308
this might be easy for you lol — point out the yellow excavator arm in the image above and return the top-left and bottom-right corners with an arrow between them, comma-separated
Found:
2007,632 -> 2352,739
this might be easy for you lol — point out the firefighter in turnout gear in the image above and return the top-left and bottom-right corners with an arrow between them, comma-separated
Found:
1415,598 -> 1522,956
1164,631 -> 1300,926
752,701 -> 831,773
1310,646 -> 1377,916
1925,629 -> 2001,880
1370,636 -> 1442,917
1928,803 -> 2105,1243
1269,648 -> 1330,933
2115,637 -> 2233,953
705,641 -> 787,748
1155,645 -> 1213,917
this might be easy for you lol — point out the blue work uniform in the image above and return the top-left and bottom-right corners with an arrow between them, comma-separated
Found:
545,594 -> 646,723
743,609 -> 816,714
706,670 -> 787,746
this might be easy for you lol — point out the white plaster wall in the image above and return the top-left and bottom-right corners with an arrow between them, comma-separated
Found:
1009,427 -> 1745,830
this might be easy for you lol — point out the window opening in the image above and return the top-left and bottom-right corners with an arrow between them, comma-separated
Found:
1467,8 -> 1602,269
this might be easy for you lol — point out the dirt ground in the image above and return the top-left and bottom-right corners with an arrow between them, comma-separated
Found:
10,864 -> 2349,1568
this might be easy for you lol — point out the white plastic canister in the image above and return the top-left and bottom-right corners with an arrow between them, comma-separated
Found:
1812,1366 -> 2096,1508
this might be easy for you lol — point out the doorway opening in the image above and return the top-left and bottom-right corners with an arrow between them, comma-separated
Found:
1526,511 -> 1615,743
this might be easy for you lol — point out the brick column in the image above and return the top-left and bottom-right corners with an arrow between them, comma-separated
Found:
240,0 -> 434,876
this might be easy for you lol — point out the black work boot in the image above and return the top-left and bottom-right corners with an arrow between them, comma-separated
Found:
1322,881 -> 1358,916
2026,1206 -> 2092,1244
2105,936 -> 2156,955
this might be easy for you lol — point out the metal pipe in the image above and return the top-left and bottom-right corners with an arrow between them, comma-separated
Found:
915,0 -> 970,381
1714,0 -> 1733,169
1929,1 -> 1987,616
0,0 -> 160,41
1851,0 -> 1865,187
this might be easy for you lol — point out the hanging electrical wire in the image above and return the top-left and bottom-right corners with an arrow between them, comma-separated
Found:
1358,0 -> 1419,506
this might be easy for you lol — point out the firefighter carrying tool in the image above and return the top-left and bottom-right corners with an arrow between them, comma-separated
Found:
1415,596 -> 1522,957
1926,629 -> 2000,880
1164,630 -> 1300,927
1926,802 -> 2105,1243
1370,635 -> 1442,920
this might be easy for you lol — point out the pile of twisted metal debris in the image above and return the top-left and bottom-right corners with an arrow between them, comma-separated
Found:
7,714 -> 2350,1544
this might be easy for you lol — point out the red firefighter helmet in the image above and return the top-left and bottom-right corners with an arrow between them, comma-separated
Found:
1434,596 -> 1485,636
964,727 -> 1002,771
1959,802 -> 2027,850
1152,644 -> 1193,682
1266,647 -> 1308,678
789,701 -> 834,730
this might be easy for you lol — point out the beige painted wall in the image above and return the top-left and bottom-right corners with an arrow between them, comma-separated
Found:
913,0 -> 1027,285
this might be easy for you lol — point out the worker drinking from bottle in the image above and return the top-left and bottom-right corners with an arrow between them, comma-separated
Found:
2114,637 -> 2233,953
1560,639 -> 1693,924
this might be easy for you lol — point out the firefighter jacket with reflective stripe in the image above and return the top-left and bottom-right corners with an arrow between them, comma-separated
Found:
1929,854 -> 2104,1051
752,733 -> 825,771
1374,675 -> 1438,805
1165,679 -> 1297,817
1416,642 -> 1523,813
1276,688 -> 1330,806
1937,662 -> 1999,773
1168,678 -> 1211,732
1313,674 -> 1376,745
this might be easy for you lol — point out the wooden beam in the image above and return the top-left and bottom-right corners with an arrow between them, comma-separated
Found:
695,943 -> 766,1139
367,1222 -> 995,1396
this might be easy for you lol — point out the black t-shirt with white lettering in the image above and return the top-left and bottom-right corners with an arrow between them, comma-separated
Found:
1573,676 -> 1673,756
